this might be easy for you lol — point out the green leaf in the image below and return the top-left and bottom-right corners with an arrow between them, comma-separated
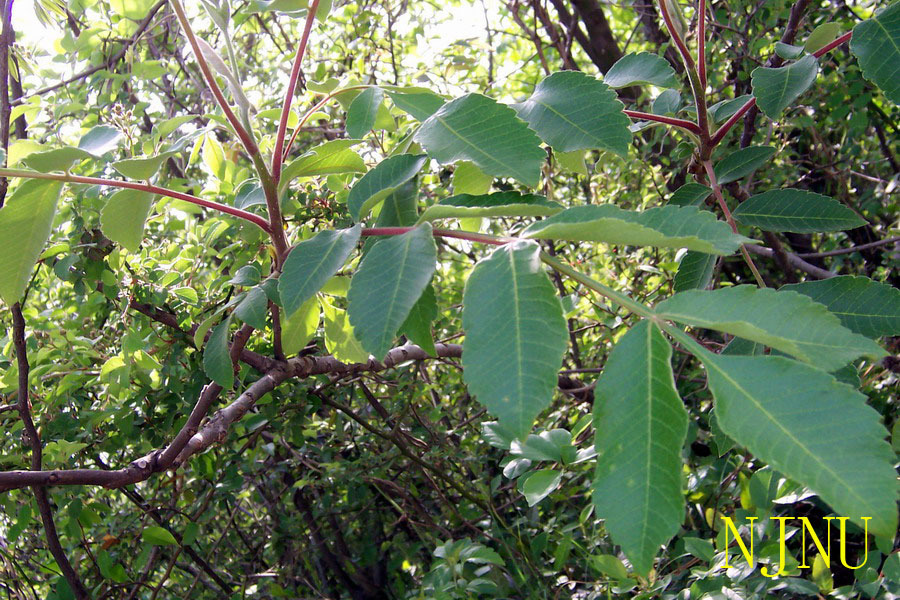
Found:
781,276 -> 900,338
203,316 -> 234,388
320,297 -> 369,363
141,526 -> 178,546
700,352 -> 898,538
278,225 -> 361,319
234,287 -> 268,329
732,189 -> 865,233
348,223 -> 437,357
372,180 -> 419,228
775,42 -> 805,60
668,183 -> 711,207
512,71 -> 631,157
514,429 -> 575,463
652,89 -> 682,115
0,180 -> 62,305
554,149 -> 588,175
452,161 -> 493,195
750,54 -> 818,118
100,189 -> 154,252
399,283 -> 438,356
22,147 -> 93,173
851,3 -> 900,104
279,140 -> 365,190
347,154 -> 427,221
112,152 -> 176,180
78,125 -> 123,155
384,87 -> 446,121
230,265 -> 261,286
710,95 -> 752,123
592,321 -> 688,576
522,205 -> 754,256
418,192 -> 563,223
461,241 -> 568,438
713,146 -> 776,185
346,87 -> 384,138
655,285 -> 886,371
804,22 -> 842,52
673,251 -> 716,292
603,52 -> 678,88
520,469 -> 562,506
414,93 -> 545,187
234,181 -> 266,209
281,295 -> 319,355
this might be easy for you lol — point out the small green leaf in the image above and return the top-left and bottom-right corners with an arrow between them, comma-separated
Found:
78,125 -> 123,155
452,161 -> 493,195
346,87 -> 384,138
591,554 -> 630,581
554,149 -> 588,175
781,276 -> 900,338
142,526 -> 178,546
804,22 -> 842,52
384,86 -> 446,121
523,205 -> 754,255
414,93 -> 545,187
732,189 -> 865,233
399,283 -> 438,356
775,42 -> 805,60
713,146 -> 776,185
520,469 -> 562,506
348,223 -> 437,357
655,285 -> 886,371
673,251 -> 716,292
347,154 -> 427,221
234,181 -> 266,209
514,429 -> 574,463
668,183 -> 711,207
851,3 -> 900,105
462,241 -> 568,438
710,95 -> 753,123
234,287 -> 268,329
278,225 -> 361,319
112,152 -> 176,180
751,54 -> 818,118
320,297 -> 369,363
279,140 -> 365,190
603,52 -> 678,88
418,191 -> 562,223
229,265 -> 261,286
100,189 -> 154,252
23,147 -> 94,173
700,352 -> 898,538
652,89 -> 682,115
182,523 -> 200,547
0,180 -> 62,306
203,316 -> 234,388
281,295 -> 319,355
592,321 -> 688,576
513,71 -> 631,157
370,179 -> 419,229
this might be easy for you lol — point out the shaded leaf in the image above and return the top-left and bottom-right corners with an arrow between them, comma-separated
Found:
347,154 -> 427,221
346,87 -> 384,138
668,183 -> 711,207
710,95 -> 752,123
347,223 -> 437,357
414,93 -> 545,187
461,241 -> 567,438
100,189 -> 154,253
233,287 -> 268,329
652,89 -> 681,115
203,316 -> 234,388
0,180 -> 62,305
452,161 -> 493,195
751,54 -> 818,118
112,152 -> 176,180
521,469 -> 562,506
229,265 -> 261,286
513,71 -> 631,157
418,191 -> 562,223
399,283 -> 438,356
278,225 -> 361,319
655,285 -> 886,371
673,251 -> 716,292
593,321 -> 688,576
850,3 -> 900,104
23,147 -> 93,173
781,276 -> 900,338
320,297 -> 369,363
384,87 -> 446,121
141,526 -> 177,547
775,42 -> 805,60
523,205 -> 754,256
603,52 -> 678,88
281,295 -> 319,355
78,125 -> 123,155
804,22 -> 842,52
732,189 -> 865,233
713,146 -> 775,185
700,352 -> 897,538
280,140 -> 365,191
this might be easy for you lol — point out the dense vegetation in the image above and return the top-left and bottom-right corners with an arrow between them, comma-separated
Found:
0,0 -> 897,598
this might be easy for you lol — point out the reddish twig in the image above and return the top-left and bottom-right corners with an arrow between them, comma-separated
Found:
698,0 -> 707,89
272,0 -> 321,183
624,110 -> 703,135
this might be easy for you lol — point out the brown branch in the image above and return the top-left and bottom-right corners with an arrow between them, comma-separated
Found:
744,244 -> 835,279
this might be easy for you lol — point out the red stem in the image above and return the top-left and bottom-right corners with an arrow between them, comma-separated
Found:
0,169 -> 271,233
272,0 -> 321,183
623,110 -> 702,135
709,30 -> 854,147
698,0 -> 707,89
658,0 -> 695,70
